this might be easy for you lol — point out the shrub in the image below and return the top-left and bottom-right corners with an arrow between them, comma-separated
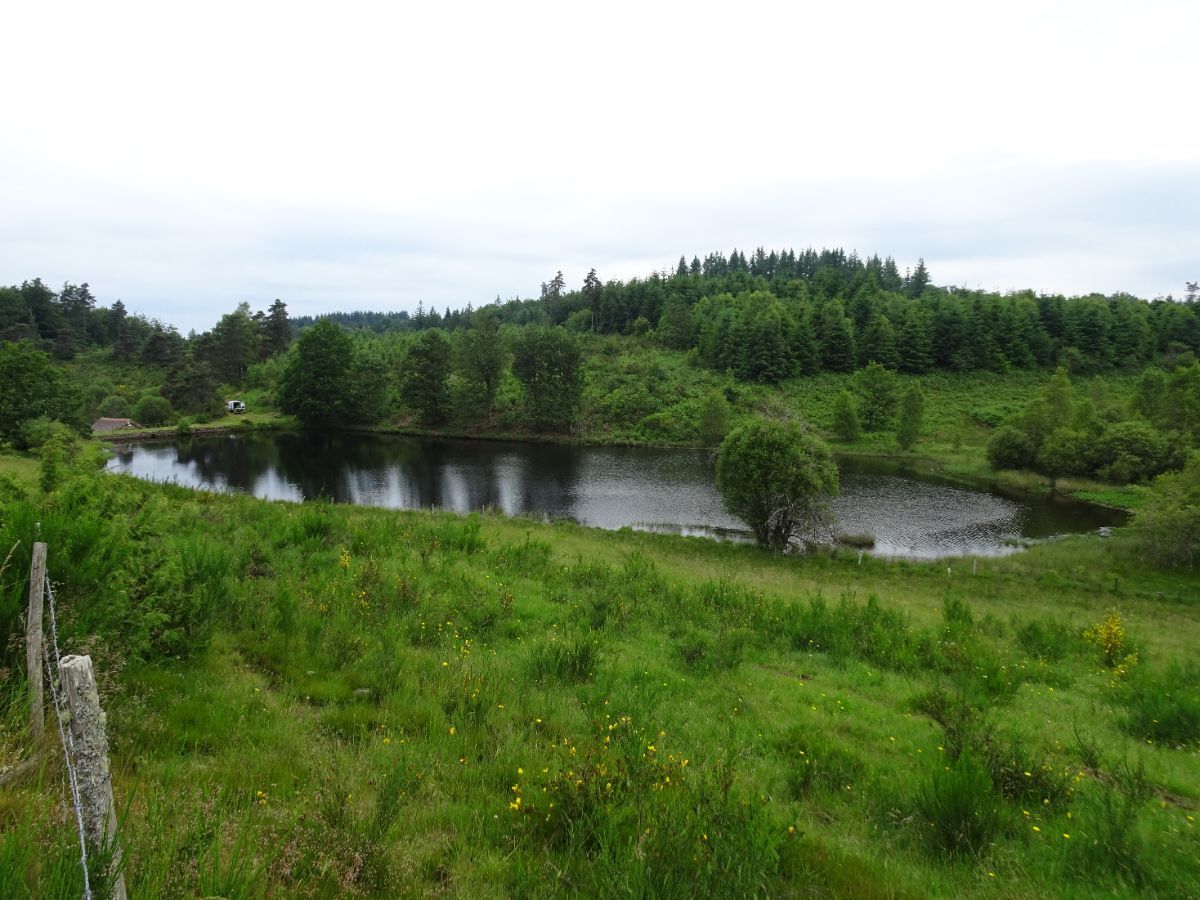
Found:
1130,453 -> 1200,569
132,394 -> 176,426
831,390 -> 861,442
697,389 -> 730,446
98,394 -> 129,418
986,426 -> 1036,470
1095,421 -> 1168,484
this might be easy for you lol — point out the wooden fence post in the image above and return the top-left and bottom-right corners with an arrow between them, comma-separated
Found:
26,541 -> 47,743
60,654 -> 128,900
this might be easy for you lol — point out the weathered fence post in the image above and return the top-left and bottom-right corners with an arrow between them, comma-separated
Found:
60,654 -> 128,900
26,541 -> 47,742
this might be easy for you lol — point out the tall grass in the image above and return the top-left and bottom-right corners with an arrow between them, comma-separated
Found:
1,464 -> 1198,896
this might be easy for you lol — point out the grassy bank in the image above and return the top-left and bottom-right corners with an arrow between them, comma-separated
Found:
1,468 -> 1197,897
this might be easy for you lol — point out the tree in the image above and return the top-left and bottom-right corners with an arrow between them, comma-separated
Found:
277,320 -> 361,425
831,390 -> 862,442
0,342 -> 81,443
851,362 -> 899,431
1132,453 -> 1200,568
1035,428 -> 1092,491
896,385 -> 924,451
905,258 -> 931,298
208,302 -> 261,383
511,326 -> 583,430
698,389 -> 731,446
986,426 -> 1036,470
1095,421 -> 1168,484
859,314 -> 901,370
262,299 -> 292,358
715,417 -> 839,550
132,394 -> 176,426
400,330 -> 452,424
455,307 -> 507,417
583,268 -> 602,332
163,354 -> 223,418
816,301 -> 857,373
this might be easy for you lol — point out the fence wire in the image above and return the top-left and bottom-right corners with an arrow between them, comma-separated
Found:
43,574 -> 93,900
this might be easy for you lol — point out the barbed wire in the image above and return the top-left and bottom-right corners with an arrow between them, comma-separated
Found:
44,574 -> 93,900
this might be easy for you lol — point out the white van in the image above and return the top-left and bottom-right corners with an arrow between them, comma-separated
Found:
226,400 -> 246,414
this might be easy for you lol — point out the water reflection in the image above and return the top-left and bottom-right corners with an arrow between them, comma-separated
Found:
107,433 -> 1126,560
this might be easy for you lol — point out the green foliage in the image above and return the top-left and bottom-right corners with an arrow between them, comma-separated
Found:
1095,420 -> 1168,484
850,363 -> 898,431
914,750 -> 1003,858
896,384 -> 924,450
1131,453 -> 1200,568
277,320 -> 384,426
831,390 -> 861,442
454,308 -> 506,415
715,418 -> 838,549
132,393 -> 176,426
0,341 -> 81,444
697,389 -> 730,446
1036,428 -> 1092,484
98,394 -> 130,418
1121,662 -> 1200,746
511,326 -> 583,430
400,329 -> 452,424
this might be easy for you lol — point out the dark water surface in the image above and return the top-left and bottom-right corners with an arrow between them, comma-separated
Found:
106,432 -> 1126,559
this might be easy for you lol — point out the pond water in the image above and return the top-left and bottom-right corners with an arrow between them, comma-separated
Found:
105,432 -> 1126,559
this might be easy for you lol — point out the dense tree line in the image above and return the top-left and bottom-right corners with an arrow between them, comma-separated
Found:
276,310 -> 585,433
0,280 -> 295,432
455,250 -> 1199,382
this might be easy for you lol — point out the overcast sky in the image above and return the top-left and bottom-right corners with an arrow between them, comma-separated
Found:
2,0 -> 1196,333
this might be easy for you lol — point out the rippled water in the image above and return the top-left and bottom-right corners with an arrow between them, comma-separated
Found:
106,432 -> 1125,559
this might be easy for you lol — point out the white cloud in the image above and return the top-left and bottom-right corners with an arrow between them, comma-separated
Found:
1,0 -> 1196,331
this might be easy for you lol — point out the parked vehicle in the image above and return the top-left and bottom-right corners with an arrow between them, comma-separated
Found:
226,400 -> 246,414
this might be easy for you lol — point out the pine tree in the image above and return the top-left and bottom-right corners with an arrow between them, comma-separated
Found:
898,306 -> 934,374
584,268 -> 602,332
859,314 -> 901,369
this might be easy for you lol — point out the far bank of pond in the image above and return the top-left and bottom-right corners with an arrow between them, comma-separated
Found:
105,432 -> 1126,560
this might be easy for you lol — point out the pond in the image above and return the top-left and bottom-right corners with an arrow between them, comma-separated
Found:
105,431 -> 1126,559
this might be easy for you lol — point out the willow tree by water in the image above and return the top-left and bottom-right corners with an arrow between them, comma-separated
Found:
715,417 -> 839,550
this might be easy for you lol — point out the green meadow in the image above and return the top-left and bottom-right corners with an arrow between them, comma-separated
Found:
1,464 -> 1197,898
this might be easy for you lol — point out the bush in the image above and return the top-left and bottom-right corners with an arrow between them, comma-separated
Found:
1095,421 -> 1168,484
831,390 -> 861,442
986,425 -> 1036,470
697,389 -> 730,446
132,394 -> 176,426
17,417 -> 78,451
1130,453 -> 1200,569
715,417 -> 838,549
98,394 -> 129,418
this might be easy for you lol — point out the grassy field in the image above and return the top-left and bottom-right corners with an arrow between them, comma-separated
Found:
1,465 -> 1197,897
